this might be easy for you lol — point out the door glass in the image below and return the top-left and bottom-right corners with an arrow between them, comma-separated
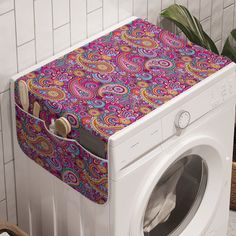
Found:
143,155 -> 208,236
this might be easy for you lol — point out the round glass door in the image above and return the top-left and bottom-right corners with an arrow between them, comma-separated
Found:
143,155 -> 208,236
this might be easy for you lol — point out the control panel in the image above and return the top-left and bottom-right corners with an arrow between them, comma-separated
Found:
109,65 -> 236,179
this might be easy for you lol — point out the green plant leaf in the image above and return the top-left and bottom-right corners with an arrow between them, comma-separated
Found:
161,4 -> 219,54
222,29 -> 236,62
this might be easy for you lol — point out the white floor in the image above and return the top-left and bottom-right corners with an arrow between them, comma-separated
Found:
228,211 -> 236,236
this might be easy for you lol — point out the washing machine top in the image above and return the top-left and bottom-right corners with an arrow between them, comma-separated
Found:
14,18 -> 231,158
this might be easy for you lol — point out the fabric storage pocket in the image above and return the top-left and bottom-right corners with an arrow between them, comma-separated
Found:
15,104 -> 108,204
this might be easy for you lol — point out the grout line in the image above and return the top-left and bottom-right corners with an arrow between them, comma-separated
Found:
223,3 -> 234,10
0,89 -> 10,95
132,0 -> 134,16
102,0 -> 104,30
17,38 -> 35,48
0,122 -> 8,220
117,0 -> 120,22
223,2 -> 235,10
87,6 -> 103,14
221,0 -> 225,51
13,0 -> 19,73
233,0 -> 236,28
69,0 -> 72,47
86,0 -> 88,38
32,0 -> 37,64
4,158 -> 14,166
51,0 -> 55,54
209,0 -> 213,37
0,198 -> 6,204
199,15 -> 211,24
53,21 -> 70,30
0,9 -> 14,17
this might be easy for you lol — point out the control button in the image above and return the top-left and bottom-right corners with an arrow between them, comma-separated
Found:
175,111 -> 191,129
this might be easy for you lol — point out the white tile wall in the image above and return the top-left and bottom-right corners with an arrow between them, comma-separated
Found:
34,0 -> 53,62
87,8 -> 103,37
0,0 -> 13,15
103,0 -> 118,29
0,11 -> 17,93
119,0 -> 133,21
200,0 -> 212,21
70,0 -> 87,45
52,0 -> 70,29
0,0 -> 235,225
15,0 -> 34,46
17,40 -> 36,71
54,24 -> 70,53
5,161 -> 17,224
87,0 -> 102,13
0,134 -> 5,202
134,0 -> 148,19
1,91 -> 14,164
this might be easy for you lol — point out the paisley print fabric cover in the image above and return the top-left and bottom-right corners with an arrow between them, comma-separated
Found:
15,19 -> 231,151
15,104 -> 108,204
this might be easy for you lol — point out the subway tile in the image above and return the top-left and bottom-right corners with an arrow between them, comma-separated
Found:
34,0 -> 53,62
1,91 -> 13,164
0,11 -> 17,93
211,0 -> 223,42
200,0 -> 212,20
0,200 -> 7,220
234,2 -> 236,28
0,134 -> 5,202
222,5 -> 234,47
119,0 -> 133,21
215,40 -> 222,52
188,0 -> 200,18
54,24 -> 70,54
5,161 -> 17,224
87,8 -> 103,37
134,0 -> 147,19
224,0 -> 234,8
148,0 -> 161,25
0,0 -> 14,15
15,0 -> 34,45
52,0 -> 70,29
162,0 -> 174,10
103,0 -> 118,29
70,0 -> 87,45
17,40 -> 36,72
87,0 -> 102,13
201,17 -> 211,36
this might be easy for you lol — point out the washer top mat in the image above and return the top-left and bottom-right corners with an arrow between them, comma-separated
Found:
15,18 -> 231,158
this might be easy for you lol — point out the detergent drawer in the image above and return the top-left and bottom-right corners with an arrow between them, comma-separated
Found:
109,117 -> 163,175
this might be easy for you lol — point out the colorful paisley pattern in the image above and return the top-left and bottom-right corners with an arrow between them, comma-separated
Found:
15,105 -> 108,204
15,18 -> 231,146
15,19 -> 230,203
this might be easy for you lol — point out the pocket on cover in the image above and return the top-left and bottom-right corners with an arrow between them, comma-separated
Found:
15,104 -> 108,204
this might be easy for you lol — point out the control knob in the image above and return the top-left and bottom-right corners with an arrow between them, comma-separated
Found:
175,110 -> 191,129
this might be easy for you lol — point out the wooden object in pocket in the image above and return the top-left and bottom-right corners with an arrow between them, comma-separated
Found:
55,117 -> 71,138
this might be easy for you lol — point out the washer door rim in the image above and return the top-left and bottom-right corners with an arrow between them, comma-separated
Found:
129,135 -> 227,236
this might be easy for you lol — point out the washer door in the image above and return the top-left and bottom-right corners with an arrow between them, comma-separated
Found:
130,138 -> 227,236
143,155 -> 208,235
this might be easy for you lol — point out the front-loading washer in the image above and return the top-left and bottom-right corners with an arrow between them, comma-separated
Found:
11,17 -> 236,236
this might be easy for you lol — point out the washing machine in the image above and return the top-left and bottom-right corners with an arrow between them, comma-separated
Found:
11,16 -> 236,236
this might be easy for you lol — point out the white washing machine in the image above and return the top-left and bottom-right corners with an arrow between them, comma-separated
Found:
11,17 -> 236,236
